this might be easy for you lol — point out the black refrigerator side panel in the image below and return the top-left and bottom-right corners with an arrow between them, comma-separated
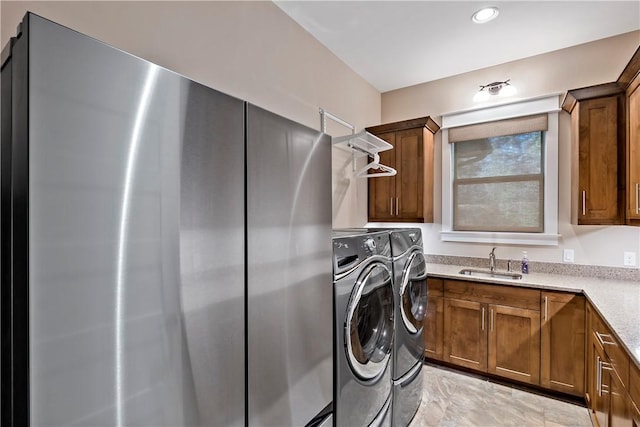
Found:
0,37 -> 14,427
1,15 -> 31,427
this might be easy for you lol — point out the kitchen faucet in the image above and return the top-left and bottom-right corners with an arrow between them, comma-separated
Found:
489,247 -> 496,272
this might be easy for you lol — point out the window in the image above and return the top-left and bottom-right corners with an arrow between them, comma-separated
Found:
453,131 -> 544,232
440,95 -> 560,246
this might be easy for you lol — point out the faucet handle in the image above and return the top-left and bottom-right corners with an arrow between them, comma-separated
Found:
490,247 -> 496,255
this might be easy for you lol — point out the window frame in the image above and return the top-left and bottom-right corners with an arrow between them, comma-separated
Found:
440,95 -> 560,246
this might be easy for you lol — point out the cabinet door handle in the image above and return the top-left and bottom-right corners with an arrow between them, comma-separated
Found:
390,198 -> 393,215
544,296 -> 548,322
490,308 -> 494,332
396,197 -> 399,216
636,183 -> 639,214
595,332 -> 616,347
481,307 -> 485,331
597,356 -> 602,396
582,191 -> 586,216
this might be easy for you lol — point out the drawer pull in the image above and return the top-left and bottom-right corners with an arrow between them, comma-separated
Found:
595,332 -> 616,347
544,296 -> 548,322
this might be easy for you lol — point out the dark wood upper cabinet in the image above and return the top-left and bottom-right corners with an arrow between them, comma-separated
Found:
365,117 -> 439,223
625,50 -> 640,226
564,92 -> 625,225
562,46 -> 640,226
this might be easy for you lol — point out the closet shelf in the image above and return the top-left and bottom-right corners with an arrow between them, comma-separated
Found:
332,130 -> 392,156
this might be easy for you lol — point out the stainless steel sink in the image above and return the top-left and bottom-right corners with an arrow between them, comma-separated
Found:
458,268 -> 522,280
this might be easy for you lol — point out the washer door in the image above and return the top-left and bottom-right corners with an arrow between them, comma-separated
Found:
400,251 -> 428,334
345,262 -> 394,382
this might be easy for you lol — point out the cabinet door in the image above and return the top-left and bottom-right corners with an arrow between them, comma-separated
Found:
395,128 -> 424,221
368,131 -> 396,221
487,304 -> 540,385
608,368 -> 633,427
594,342 -> 611,427
628,82 -> 640,222
577,96 -> 623,224
424,295 -> 444,360
631,363 -> 640,425
541,292 -> 585,396
443,298 -> 487,371
632,400 -> 640,427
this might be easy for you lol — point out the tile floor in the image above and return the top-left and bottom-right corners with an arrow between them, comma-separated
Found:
409,364 -> 593,427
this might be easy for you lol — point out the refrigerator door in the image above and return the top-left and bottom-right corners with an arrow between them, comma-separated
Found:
4,13 -> 245,426
246,104 -> 333,426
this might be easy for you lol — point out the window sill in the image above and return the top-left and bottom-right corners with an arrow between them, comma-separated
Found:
440,231 -> 560,246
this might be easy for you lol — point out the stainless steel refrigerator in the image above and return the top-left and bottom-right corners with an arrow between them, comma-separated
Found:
1,13 -> 332,427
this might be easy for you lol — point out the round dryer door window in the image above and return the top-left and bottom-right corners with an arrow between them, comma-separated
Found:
345,262 -> 394,382
400,251 -> 428,334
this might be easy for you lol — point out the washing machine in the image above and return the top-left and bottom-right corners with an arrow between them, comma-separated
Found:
388,228 -> 427,427
332,230 -> 394,427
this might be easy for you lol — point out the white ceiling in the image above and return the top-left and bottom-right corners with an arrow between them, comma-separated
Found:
275,1 -> 640,93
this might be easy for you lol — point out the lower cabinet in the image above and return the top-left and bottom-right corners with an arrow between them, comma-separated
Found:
488,304 -> 540,384
541,291 -> 586,396
441,280 -> 541,386
631,363 -> 640,426
587,301 -> 637,427
424,278 -> 444,360
592,341 -> 611,427
424,277 -> 638,410
609,370 -> 633,427
443,298 -> 487,371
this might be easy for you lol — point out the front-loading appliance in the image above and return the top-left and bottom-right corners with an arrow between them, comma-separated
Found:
388,228 -> 427,426
332,230 -> 395,427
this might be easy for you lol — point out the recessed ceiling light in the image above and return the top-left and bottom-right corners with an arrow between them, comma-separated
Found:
472,6 -> 499,24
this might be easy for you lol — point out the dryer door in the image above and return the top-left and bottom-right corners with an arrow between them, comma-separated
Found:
345,262 -> 394,382
400,251 -> 428,334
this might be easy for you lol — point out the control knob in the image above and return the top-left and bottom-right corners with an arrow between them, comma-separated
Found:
364,238 -> 376,252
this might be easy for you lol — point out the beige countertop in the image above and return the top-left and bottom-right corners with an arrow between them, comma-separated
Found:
427,263 -> 640,369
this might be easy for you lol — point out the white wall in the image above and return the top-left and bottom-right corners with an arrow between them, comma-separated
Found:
3,3 -> 639,266
0,0 -> 378,227
378,31 -> 640,268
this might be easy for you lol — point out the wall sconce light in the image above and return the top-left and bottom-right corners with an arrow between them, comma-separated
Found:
473,79 -> 517,102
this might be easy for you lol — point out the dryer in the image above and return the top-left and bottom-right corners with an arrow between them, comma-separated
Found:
332,230 -> 394,427
388,228 -> 427,427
